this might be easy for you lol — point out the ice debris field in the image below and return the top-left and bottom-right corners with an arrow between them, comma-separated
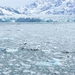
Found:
0,22 -> 75,75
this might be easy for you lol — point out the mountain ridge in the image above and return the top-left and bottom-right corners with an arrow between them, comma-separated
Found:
0,0 -> 75,16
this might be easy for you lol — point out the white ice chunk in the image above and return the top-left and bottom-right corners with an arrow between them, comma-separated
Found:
6,48 -> 18,53
35,58 -> 62,66
50,58 -> 62,66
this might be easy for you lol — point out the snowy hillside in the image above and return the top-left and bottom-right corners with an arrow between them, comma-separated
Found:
0,0 -> 75,16
0,6 -> 20,16
17,0 -> 75,15
0,0 -> 75,22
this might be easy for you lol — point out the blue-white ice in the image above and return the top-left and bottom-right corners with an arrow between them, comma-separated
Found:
0,22 -> 75,75
35,58 -> 62,66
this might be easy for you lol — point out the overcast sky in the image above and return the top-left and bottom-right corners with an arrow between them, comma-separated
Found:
0,0 -> 36,8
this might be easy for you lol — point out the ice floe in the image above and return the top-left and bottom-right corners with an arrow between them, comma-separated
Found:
35,58 -> 62,67
6,48 -> 18,53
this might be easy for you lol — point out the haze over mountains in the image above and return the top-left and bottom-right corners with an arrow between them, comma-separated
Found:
0,0 -> 75,16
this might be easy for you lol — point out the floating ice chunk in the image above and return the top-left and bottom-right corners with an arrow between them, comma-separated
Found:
23,70 -> 30,73
35,62 -> 52,66
0,37 -> 14,41
0,64 -> 3,67
35,58 -> 62,66
53,46 -> 57,49
50,58 -> 62,66
6,48 -> 18,53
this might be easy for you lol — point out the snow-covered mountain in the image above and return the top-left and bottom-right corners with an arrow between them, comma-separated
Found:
0,0 -> 75,16
17,0 -> 75,15
0,6 -> 20,16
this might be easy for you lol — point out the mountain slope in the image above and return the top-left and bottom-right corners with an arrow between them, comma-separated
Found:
17,0 -> 75,15
0,6 -> 20,16
0,0 -> 75,15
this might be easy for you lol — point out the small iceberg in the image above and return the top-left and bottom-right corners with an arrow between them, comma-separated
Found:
35,58 -> 62,67
0,37 -> 14,40
6,48 -> 18,53
50,58 -> 62,66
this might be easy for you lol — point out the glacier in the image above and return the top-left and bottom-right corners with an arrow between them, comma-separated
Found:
0,0 -> 75,75
0,15 -> 75,22
0,0 -> 75,22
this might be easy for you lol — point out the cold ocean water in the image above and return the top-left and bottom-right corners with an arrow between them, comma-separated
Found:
0,22 -> 75,75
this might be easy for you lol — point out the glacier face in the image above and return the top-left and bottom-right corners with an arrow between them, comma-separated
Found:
0,0 -> 75,22
0,0 -> 75,16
